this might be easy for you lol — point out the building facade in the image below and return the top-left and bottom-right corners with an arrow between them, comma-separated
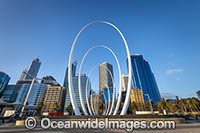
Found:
121,75 -> 128,91
91,94 -> 100,115
15,83 -> 47,107
129,55 -> 161,103
64,75 -> 89,111
0,85 -> 21,102
103,88 -> 114,104
99,62 -> 114,96
42,86 -> 66,112
130,88 -> 145,111
121,91 -> 127,103
0,72 -> 10,95
63,61 -> 90,112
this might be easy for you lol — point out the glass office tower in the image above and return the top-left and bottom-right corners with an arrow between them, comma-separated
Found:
121,75 -> 128,91
63,61 -> 90,112
19,57 -> 41,81
0,72 -> 10,94
103,88 -> 114,104
129,55 -> 161,103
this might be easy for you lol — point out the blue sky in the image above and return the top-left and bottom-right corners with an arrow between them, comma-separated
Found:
0,0 -> 200,98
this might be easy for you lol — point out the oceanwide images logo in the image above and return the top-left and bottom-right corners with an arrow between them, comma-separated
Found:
25,117 -> 176,131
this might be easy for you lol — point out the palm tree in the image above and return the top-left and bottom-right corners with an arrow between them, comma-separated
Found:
191,97 -> 200,112
166,101 -> 176,114
178,99 -> 186,113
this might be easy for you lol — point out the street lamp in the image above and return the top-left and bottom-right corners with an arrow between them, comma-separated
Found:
145,94 -> 154,114
19,76 -> 35,117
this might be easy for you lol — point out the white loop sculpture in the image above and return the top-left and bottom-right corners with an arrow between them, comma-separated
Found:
105,86 -> 111,115
90,90 -> 95,115
68,21 -> 132,115
85,78 -> 93,115
78,45 -> 120,116
102,94 -> 108,115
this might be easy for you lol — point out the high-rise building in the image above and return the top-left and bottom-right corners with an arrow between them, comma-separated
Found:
63,61 -> 77,89
63,61 -> 90,112
99,62 -> 114,96
16,58 -> 41,97
0,85 -> 21,102
42,86 -> 66,112
196,90 -> 200,99
103,88 -> 113,104
130,88 -> 145,111
63,61 -> 77,110
121,91 -> 127,103
41,76 -> 60,86
121,75 -> 128,91
64,75 -> 89,112
0,72 -> 10,94
15,83 -> 47,107
18,57 -> 41,81
129,55 -> 161,103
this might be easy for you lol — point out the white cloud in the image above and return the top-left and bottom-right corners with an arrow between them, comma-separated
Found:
166,69 -> 184,75
161,92 -> 176,99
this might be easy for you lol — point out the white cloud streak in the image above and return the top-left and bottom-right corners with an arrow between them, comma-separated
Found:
166,69 -> 184,75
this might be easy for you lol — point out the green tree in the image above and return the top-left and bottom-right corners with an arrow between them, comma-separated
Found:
191,97 -> 200,112
66,103 -> 73,114
131,101 -> 138,111
145,101 -> 151,111
178,99 -> 186,113
166,101 -> 176,113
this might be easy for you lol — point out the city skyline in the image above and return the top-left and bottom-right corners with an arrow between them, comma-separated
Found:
0,0 -> 200,99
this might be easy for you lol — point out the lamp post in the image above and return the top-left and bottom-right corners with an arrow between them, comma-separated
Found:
19,77 -> 35,117
145,94 -> 154,114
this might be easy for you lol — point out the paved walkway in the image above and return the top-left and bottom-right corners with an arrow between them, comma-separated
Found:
0,120 -> 200,133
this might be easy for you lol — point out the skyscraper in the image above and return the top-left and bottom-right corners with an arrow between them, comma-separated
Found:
18,58 -> 41,81
129,55 -> 161,103
63,61 -> 90,112
63,60 -> 77,90
103,88 -> 113,104
121,75 -> 128,91
0,72 -> 10,94
99,62 -> 114,96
